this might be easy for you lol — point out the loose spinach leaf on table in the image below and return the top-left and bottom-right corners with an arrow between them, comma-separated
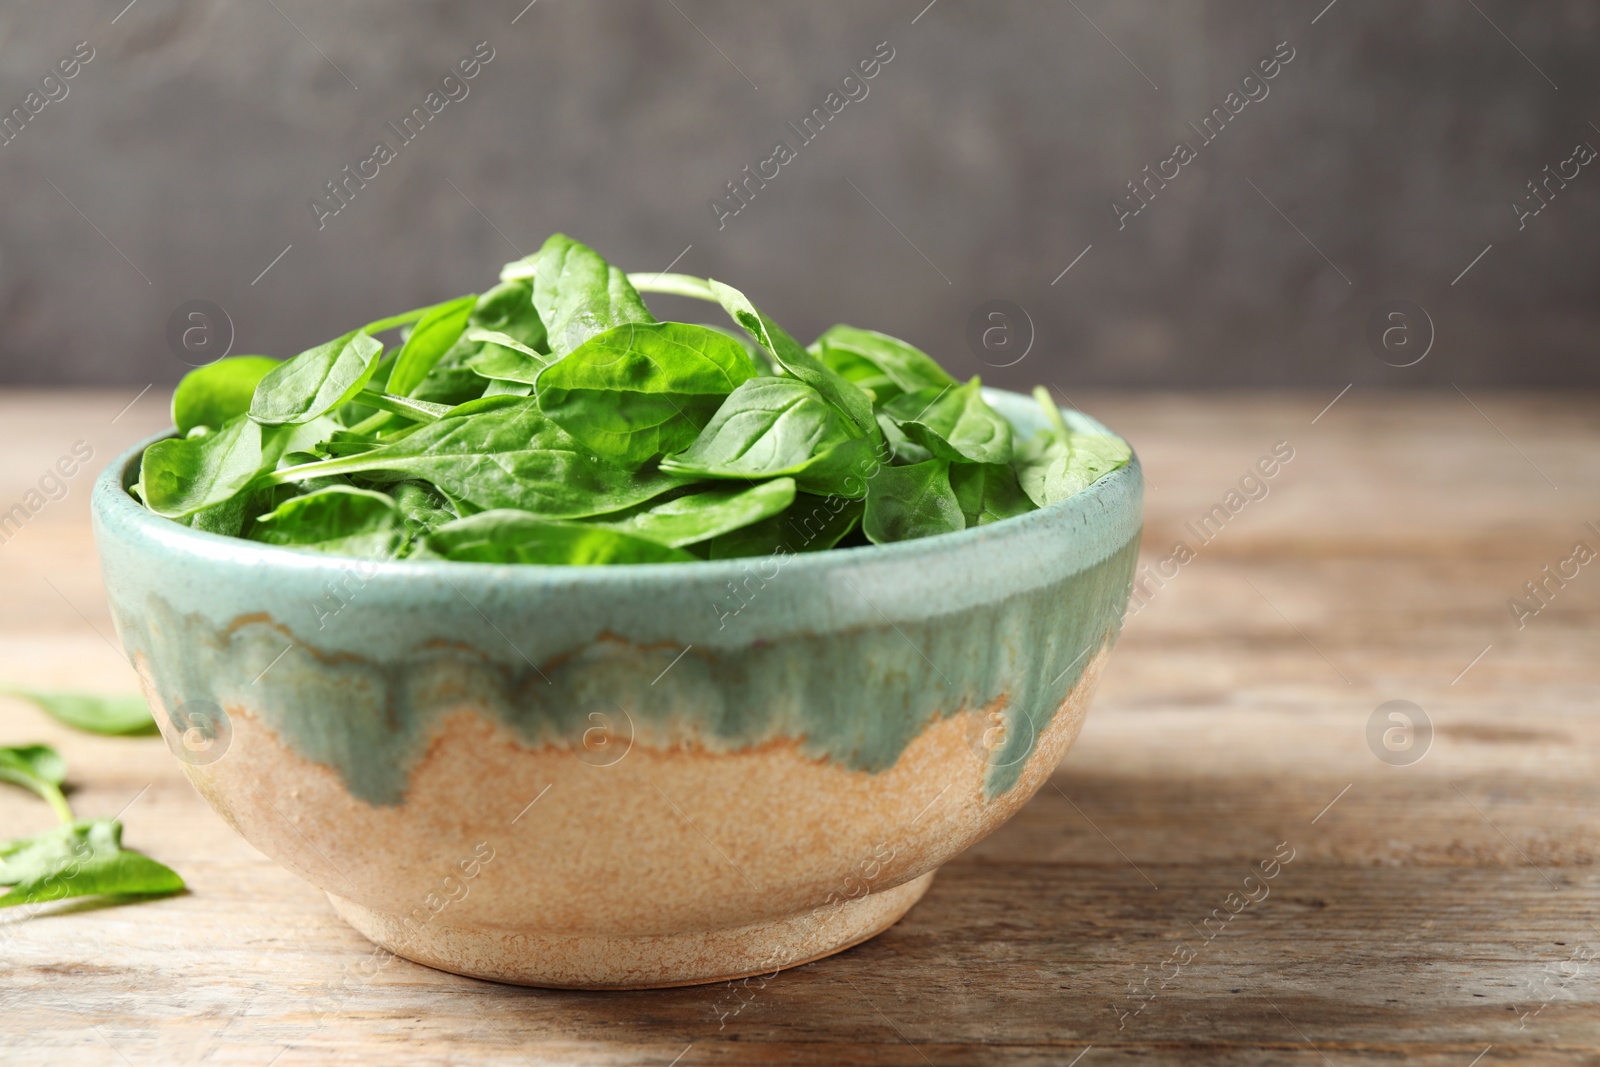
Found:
414,511 -> 697,565
881,377 -> 1013,465
171,355 -> 280,436
597,478 -> 796,548
2,691 -> 156,736
537,322 -> 759,466
0,819 -> 184,909
0,744 -> 71,823
862,459 -> 965,544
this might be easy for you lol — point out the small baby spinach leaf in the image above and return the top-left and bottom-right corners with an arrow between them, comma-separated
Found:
1013,387 -> 1132,508
876,413 -> 933,465
706,280 -> 877,436
354,390 -> 453,424
414,511 -> 696,565
251,486 -> 405,559
267,401 -> 686,519
950,462 -> 1033,528
509,234 -> 657,357
171,356 -> 280,436
537,322 -> 759,466
862,459 -> 965,544
386,294 -> 477,397
811,325 -> 955,396
138,415 -> 265,519
626,271 -> 718,301
882,378 -> 1013,465
463,328 -> 554,385
0,744 -> 71,823
703,494 -> 864,559
250,331 -> 386,426
598,478 -> 796,548
2,691 -> 156,736
391,481 -> 458,537
0,819 -> 184,909
470,278 -> 549,352
659,377 -> 873,495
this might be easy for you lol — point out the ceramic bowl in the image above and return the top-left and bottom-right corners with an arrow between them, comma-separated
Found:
91,389 -> 1141,989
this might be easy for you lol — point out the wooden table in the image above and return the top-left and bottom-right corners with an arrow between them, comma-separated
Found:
2,389 -> 1596,1065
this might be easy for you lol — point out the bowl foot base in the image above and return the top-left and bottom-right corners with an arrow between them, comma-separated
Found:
327,870 -> 936,990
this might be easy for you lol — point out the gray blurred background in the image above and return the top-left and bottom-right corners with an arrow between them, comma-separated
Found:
0,0 -> 1595,391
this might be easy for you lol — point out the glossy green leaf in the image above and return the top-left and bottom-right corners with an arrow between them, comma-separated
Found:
950,462 -> 1034,527
537,322 -> 758,466
862,459 -> 965,544
706,280 -> 876,436
464,328 -> 553,384
599,478 -> 796,548
0,744 -> 70,823
659,377 -> 876,495
386,294 -> 476,397
414,511 -> 696,565
250,331 -> 385,425
812,325 -> 955,396
703,494 -> 864,559
1013,388 -> 1131,508
171,356 -> 280,436
391,481 -> 458,537
251,486 -> 405,559
266,401 -> 685,519
882,378 -> 1013,464
0,819 -> 184,907
138,415 -> 265,519
505,234 -> 657,357
2,691 -> 156,736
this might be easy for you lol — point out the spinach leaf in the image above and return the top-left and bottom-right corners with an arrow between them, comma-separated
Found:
0,744 -> 71,823
706,280 -> 877,436
537,322 -> 759,466
950,462 -> 1033,528
0,819 -> 184,908
470,278 -> 549,351
171,356 -> 280,436
250,331 -> 385,426
463,328 -> 553,384
251,486 -> 405,559
267,401 -> 685,519
881,378 -> 1013,465
627,271 -> 717,301
862,459 -> 965,544
138,415 -> 265,519
876,413 -> 933,465
1013,387 -> 1132,508
505,235 -> 657,357
599,478 -> 796,548
2,691 -> 156,736
414,511 -> 696,565
391,481 -> 458,536
386,294 -> 477,397
703,494 -> 863,559
659,377 -> 875,495
811,325 -> 955,398
354,390 -> 453,424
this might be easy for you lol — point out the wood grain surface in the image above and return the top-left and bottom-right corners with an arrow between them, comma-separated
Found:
1,389 -> 1596,1066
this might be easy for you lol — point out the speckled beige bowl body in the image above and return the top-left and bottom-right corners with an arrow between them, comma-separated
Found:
93,391 -> 1141,988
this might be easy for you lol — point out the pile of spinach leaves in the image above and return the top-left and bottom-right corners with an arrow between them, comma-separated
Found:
138,235 -> 1130,565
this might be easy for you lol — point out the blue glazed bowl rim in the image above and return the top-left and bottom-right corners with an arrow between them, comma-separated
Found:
94,387 -> 1142,583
